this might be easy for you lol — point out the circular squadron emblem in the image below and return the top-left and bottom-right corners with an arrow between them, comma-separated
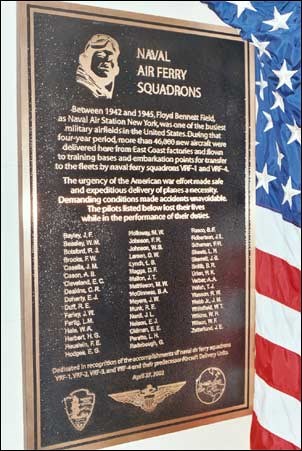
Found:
195,367 -> 226,405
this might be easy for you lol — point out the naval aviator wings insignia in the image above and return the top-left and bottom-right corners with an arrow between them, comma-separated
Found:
109,381 -> 186,413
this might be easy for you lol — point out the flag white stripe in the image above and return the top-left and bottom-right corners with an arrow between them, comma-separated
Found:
256,206 -> 301,269
254,374 -> 301,448
256,292 -> 301,356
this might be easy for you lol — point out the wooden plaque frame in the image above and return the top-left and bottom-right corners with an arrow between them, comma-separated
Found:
17,2 -> 255,449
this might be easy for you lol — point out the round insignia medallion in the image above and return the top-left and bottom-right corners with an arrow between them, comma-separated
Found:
195,367 -> 226,405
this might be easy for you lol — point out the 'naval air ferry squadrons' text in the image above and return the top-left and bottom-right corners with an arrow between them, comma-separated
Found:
136,47 -> 202,98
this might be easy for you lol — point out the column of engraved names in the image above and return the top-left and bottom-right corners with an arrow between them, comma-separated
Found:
191,227 -> 224,333
63,232 -> 102,358
129,229 -> 167,349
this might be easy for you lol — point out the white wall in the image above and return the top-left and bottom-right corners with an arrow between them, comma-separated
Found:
1,2 -> 251,450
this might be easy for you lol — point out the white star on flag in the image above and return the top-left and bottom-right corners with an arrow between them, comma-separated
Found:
251,34 -> 271,59
263,111 -> 273,132
263,6 -> 293,32
276,143 -> 284,170
256,71 -> 268,100
256,163 -> 276,194
271,91 -> 285,112
282,176 -> 301,208
255,94 -> 258,119
286,119 -> 301,144
227,1 -> 256,18
272,60 -> 298,90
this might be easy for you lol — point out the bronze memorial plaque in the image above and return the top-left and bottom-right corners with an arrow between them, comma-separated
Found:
18,2 -> 255,450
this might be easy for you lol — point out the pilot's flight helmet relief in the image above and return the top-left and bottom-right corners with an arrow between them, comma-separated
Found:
76,34 -> 120,99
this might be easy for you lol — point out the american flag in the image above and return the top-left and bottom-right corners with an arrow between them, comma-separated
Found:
202,2 -> 301,449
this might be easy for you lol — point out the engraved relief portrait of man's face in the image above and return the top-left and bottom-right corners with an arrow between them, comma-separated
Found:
76,34 -> 120,99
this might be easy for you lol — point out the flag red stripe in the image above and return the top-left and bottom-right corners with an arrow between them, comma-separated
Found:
251,412 -> 300,450
256,249 -> 301,313
255,334 -> 301,401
